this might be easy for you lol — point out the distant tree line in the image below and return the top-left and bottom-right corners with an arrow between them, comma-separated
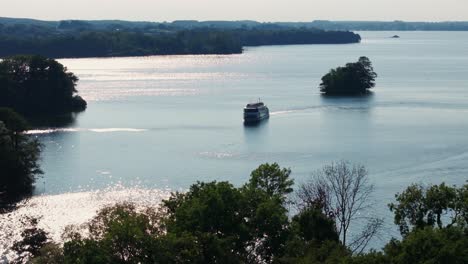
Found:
2,17 -> 468,33
304,20 -> 468,31
0,27 -> 360,58
0,30 -> 243,58
235,29 -> 361,46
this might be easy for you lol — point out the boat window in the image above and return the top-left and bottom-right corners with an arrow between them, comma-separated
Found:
244,108 -> 258,113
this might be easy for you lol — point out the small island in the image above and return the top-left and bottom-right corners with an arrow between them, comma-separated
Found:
319,56 -> 377,96
0,55 -> 86,115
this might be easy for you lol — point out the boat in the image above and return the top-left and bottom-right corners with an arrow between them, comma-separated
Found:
244,100 -> 269,124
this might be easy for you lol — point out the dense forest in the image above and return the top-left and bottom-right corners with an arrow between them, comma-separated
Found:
0,55 -> 87,115
0,18 -> 361,58
0,30 -> 244,58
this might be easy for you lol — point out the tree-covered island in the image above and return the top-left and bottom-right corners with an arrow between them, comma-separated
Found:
319,56 -> 377,95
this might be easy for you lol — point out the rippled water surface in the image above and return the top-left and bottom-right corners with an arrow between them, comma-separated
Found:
2,31 -> 468,255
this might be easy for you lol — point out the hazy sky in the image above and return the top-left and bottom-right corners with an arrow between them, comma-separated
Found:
2,0 -> 468,22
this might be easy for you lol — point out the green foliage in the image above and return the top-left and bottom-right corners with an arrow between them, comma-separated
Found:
281,207 -> 344,263
319,57 -> 377,95
51,163 -> 296,263
12,217 -> 49,263
0,55 -> 86,115
246,194 -> 290,262
0,109 -> 42,208
23,167 -> 468,264
241,163 -> 293,262
246,162 -> 294,200
0,108 -> 29,132
291,208 -> 339,243
163,163 -> 294,263
163,181 -> 249,262
282,240 -> 349,264
345,251 -> 389,264
164,181 -> 247,238
30,243 -> 65,264
382,226 -> 468,264
346,182 -> 468,264
61,203 -> 202,263
389,182 -> 468,236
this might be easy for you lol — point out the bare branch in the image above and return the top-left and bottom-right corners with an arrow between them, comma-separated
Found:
349,217 -> 384,254
295,160 -> 380,252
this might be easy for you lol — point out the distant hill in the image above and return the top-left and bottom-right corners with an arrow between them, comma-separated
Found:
0,17 -> 57,27
1,17 -> 467,31
302,20 -> 468,31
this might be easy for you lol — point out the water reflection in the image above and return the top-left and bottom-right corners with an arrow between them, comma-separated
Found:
28,112 -> 83,196
28,112 -> 81,128
319,92 -> 375,112
243,119 -> 270,146
243,119 -> 270,128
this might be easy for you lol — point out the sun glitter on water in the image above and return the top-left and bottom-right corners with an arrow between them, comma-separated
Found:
0,185 -> 172,262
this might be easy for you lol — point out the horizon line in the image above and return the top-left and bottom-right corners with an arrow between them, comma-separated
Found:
1,16 -> 468,24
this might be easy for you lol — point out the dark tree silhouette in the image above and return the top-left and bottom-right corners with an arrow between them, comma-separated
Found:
0,55 -> 86,115
319,56 -> 377,95
0,108 -> 42,209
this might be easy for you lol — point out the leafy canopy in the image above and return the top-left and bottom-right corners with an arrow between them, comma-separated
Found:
389,182 -> 468,236
49,163 -> 301,263
319,56 -> 377,95
25,163 -> 468,264
0,55 -> 86,115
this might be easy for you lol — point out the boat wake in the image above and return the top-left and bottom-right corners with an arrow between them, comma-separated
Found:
26,128 -> 148,135
270,104 -> 373,116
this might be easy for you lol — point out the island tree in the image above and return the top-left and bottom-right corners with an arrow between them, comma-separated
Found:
319,56 -> 377,95
0,55 -> 86,115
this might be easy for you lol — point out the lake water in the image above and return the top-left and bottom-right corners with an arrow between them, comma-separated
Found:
2,31 -> 468,255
